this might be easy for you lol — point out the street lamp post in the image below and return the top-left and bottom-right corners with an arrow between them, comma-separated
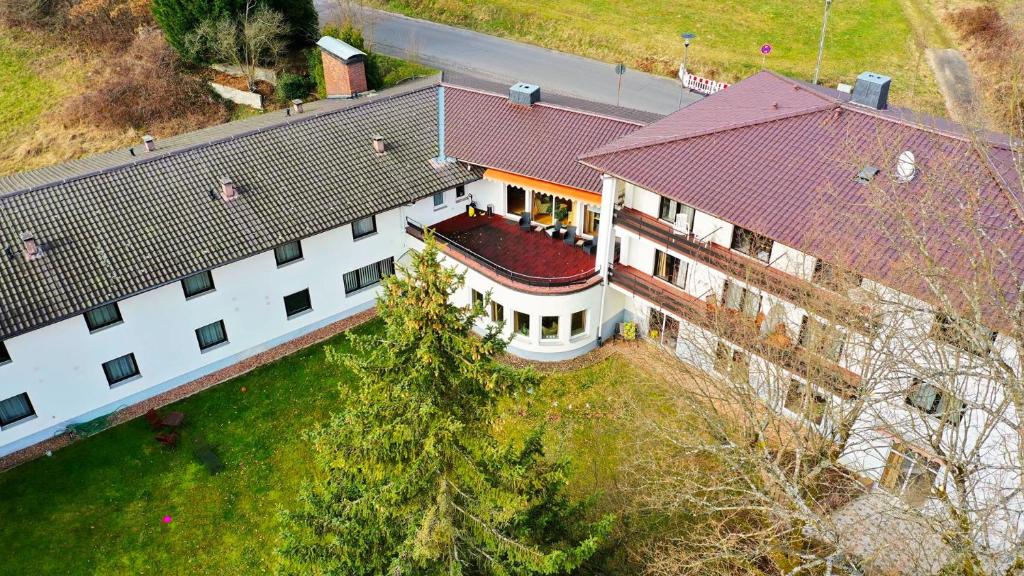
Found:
679,32 -> 696,107
813,0 -> 833,85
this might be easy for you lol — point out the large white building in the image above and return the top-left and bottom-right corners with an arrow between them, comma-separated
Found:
1,50 -> 1021,569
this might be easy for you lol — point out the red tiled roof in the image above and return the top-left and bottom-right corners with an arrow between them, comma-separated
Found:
582,71 -> 1024,326
444,85 -> 644,192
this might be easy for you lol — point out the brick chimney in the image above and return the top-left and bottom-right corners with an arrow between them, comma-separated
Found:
316,36 -> 368,98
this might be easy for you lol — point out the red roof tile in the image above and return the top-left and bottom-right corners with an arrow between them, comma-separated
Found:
582,72 -> 1024,326
444,85 -> 644,192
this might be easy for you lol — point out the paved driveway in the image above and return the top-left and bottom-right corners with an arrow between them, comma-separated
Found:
314,3 -> 701,115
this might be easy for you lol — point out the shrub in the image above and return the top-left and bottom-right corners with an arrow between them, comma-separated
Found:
67,0 -> 151,46
62,27 -> 227,131
305,46 -> 326,99
276,72 -> 315,101
622,322 -> 637,341
0,0 -> 68,28
153,0 -> 317,62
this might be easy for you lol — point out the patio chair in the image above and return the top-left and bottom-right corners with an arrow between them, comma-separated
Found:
562,226 -> 578,246
155,432 -> 179,449
582,238 -> 596,255
518,212 -> 532,230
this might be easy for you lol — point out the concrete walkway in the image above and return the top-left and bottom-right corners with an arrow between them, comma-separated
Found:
313,3 -> 701,115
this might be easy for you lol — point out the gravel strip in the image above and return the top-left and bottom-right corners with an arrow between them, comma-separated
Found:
0,308 -> 377,473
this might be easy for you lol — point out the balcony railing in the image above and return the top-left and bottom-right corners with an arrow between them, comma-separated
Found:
615,207 -> 877,335
406,218 -> 598,289
611,264 -> 860,398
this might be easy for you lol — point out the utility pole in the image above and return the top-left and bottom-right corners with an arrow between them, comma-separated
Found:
813,0 -> 833,84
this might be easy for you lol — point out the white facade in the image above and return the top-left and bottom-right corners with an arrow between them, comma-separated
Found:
609,178 -> 1024,560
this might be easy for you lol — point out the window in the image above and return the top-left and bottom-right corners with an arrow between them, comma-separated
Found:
274,240 -> 303,266
506,185 -> 526,215
880,443 -> 940,506
471,289 -> 485,309
181,271 -> 215,298
931,313 -> 997,356
195,320 -> 228,351
0,341 -> 9,365
541,316 -> 559,340
0,393 -> 35,428
721,280 -> 761,318
433,191 -> 445,207
812,259 -> 862,292
713,342 -> 749,383
352,215 -> 377,239
490,301 -> 505,323
284,289 -> 312,318
784,379 -> 827,425
658,197 -> 694,232
84,302 -> 122,332
906,379 -> 965,426
455,185 -> 467,199
571,310 -> 586,337
343,257 -> 395,294
653,250 -> 687,288
583,204 -> 601,235
514,311 -> 530,337
730,226 -> 774,263
102,353 -> 140,386
798,316 -> 845,362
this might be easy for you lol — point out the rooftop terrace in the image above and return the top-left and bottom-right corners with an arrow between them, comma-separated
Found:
407,212 -> 598,293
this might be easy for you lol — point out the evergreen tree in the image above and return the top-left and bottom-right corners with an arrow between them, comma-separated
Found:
279,233 -> 610,575
152,0 -> 317,61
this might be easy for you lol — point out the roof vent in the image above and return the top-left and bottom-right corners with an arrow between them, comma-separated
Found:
219,176 -> 238,201
509,82 -> 540,106
20,231 -> 42,260
895,150 -> 916,183
291,99 -> 304,114
850,72 -> 891,110
142,135 -> 156,152
372,134 -> 385,154
855,165 -> 880,184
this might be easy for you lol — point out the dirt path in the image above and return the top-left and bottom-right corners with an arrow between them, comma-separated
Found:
926,48 -> 979,121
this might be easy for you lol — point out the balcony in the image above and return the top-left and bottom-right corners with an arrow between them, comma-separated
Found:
406,213 -> 599,294
610,264 -> 860,398
615,207 -> 876,335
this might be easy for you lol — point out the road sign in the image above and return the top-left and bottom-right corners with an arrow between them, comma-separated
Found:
614,63 -> 626,75
761,43 -> 772,55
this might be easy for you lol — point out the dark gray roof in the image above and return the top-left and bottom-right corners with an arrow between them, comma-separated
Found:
0,79 -> 479,340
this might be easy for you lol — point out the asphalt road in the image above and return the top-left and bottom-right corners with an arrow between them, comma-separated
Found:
313,3 -> 701,115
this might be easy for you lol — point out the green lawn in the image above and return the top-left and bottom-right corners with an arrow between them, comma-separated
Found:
371,0 -> 948,114
0,323 -> 695,574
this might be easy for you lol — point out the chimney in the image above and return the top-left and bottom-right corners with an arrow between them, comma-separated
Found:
20,231 -> 42,260
291,99 -> 304,114
372,134 -> 385,154
509,82 -> 541,106
142,135 -> 156,152
316,36 -> 368,98
219,176 -> 238,201
850,72 -> 891,110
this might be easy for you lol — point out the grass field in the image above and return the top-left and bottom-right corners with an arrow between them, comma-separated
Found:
0,321 -> 699,574
371,0 -> 949,114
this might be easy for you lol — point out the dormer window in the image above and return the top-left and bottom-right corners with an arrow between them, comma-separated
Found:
812,259 -> 862,292
730,226 -> 773,263
931,313 -> 997,356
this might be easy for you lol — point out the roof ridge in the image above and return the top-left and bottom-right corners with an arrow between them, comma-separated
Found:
441,83 -> 647,126
0,79 -> 441,200
580,102 -> 837,161
840,102 -> 1015,151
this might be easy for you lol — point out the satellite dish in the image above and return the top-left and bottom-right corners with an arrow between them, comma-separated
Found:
895,150 -> 916,183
